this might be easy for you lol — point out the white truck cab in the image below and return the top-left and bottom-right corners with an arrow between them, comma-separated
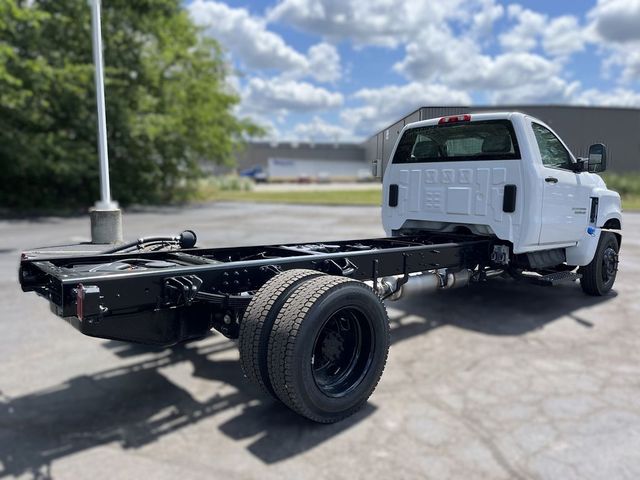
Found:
379,112 -> 622,294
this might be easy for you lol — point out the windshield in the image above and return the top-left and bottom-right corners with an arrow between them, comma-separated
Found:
392,119 -> 521,164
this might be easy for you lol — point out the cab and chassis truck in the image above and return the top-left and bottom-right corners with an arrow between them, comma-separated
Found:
19,112 -> 622,423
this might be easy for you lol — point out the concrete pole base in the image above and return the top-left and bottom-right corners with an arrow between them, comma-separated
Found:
90,208 -> 123,244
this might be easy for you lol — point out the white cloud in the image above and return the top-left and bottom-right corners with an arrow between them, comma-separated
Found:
293,116 -> 355,141
393,25 -> 480,81
543,16 -> 587,58
306,43 -> 341,83
193,0 -> 640,141
586,1 -> 640,85
243,77 -> 343,114
576,88 -> 640,107
450,53 -> 575,96
491,76 -> 580,105
247,114 -> 282,140
459,52 -> 580,104
587,0 -> 640,85
395,28 -> 578,104
499,6 -> 585,58
588,0 -> 640,43
189,0 -> 341,83
268,0 -> 409,47
341,83 -> 471,135
603,48 -> 640,84
268,0 -> 500,47
471,0 -> 505,38
499,5 -> 546,52
190,0 -> 306,70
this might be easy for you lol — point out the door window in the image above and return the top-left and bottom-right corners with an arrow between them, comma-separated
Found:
532,123 -> 572,169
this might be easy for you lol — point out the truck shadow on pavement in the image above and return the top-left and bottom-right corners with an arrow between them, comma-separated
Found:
0,279 -> 614,479
0,338 -> 375,479
388,277 -> 615,342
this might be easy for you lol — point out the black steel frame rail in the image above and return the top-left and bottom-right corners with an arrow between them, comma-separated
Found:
20,234 -> 492,319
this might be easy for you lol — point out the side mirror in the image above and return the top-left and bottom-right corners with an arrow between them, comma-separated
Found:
372,158 -> 383,178
588,143 -> 607,173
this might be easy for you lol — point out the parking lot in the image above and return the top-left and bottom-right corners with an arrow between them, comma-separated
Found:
1,203 -> 639,479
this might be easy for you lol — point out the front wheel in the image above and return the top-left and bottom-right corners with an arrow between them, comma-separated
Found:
579,232 -> 619,296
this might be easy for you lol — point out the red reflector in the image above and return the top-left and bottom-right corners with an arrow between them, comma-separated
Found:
438,114 -> 471,124
76,284 -> 85,320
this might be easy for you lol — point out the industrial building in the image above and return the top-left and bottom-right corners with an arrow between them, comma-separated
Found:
235,105 -> 639,181
363,105 -> 640,174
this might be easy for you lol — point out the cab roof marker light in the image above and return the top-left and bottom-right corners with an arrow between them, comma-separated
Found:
438,114 -> 471,124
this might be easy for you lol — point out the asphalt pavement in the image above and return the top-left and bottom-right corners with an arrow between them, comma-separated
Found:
1,203 -> 639,480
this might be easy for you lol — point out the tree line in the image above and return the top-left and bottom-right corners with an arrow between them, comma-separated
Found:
0,0 -> 261,211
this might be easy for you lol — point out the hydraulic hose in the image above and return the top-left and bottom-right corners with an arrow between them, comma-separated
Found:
101,230 -> 197,254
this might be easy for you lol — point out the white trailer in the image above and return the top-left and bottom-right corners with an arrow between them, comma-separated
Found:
267,157 -> 371,182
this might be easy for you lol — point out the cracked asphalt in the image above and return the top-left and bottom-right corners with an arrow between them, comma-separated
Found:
1,203 -> 639,479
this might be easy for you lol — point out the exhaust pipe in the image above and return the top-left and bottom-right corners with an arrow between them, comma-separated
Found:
376,269 -> 472,301
443,269 -> 471,289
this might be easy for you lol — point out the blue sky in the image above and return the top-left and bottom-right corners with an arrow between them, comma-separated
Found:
186,0 -> 640,141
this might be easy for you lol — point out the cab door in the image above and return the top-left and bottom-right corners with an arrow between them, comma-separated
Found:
531,122 -> 589,245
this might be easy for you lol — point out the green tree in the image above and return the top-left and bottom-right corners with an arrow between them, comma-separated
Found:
0,0 -> 261,210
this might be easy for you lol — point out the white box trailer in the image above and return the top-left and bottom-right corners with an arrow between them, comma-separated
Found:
267,157 -> 371,182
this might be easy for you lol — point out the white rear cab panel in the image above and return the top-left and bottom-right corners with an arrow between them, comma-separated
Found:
382,113 -> 541,253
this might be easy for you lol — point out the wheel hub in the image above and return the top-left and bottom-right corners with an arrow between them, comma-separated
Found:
602,247 -> 618,282
311,308 -> 374,397
320,328 -> 345,362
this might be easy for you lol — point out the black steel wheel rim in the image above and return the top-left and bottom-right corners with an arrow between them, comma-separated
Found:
311,307 -> 375,398
602,246 -> 617,283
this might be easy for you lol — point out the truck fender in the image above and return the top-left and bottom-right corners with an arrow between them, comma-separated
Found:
599,213 -> 622,250
598,213 -> 622,231
565,229 -> 601,267
595,191 -> 622,231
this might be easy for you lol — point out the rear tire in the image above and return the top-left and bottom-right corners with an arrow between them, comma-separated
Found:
267,276 -> 390,423
239,269 -> 324,397
579,232 -> 619,296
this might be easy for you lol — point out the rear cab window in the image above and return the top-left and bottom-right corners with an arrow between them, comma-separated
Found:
392,119 -> 521,164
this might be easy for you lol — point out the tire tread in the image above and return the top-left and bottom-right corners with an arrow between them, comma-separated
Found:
239,269 -> 323,397
580,232 -> 619,296
268,276 -> 389,423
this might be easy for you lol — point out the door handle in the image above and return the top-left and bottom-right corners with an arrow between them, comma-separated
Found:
545,177 -> 558,183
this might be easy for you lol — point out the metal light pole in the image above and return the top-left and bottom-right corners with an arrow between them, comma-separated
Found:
90,0 -> 112,209
88,0 -> 123,243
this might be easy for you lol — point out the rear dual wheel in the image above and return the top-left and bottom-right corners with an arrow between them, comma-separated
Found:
239,271 -> 390,423
239,269 -> 323,398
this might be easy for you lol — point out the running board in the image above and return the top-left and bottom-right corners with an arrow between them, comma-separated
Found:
525,271 -> 582,286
